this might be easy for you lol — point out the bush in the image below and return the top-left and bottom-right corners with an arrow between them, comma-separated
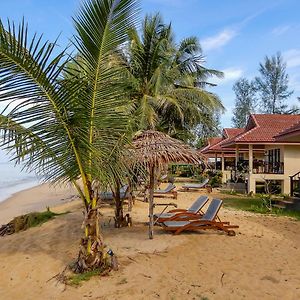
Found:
206,170 -> 222,187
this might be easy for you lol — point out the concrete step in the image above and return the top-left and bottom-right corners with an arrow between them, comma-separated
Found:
281,200 -> 295,204
272,204 -> 285,209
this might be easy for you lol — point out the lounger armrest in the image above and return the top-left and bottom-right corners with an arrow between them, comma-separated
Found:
168,212 -> 202,221
168,209 -> 187,213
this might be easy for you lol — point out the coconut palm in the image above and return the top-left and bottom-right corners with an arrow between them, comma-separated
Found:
0,0 -> 138,273
123,14 -> 224,137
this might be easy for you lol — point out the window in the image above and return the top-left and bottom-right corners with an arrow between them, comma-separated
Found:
268,149 -> 280,163
266,148 -> 283,173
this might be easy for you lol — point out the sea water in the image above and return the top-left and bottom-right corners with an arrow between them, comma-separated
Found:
0,151 -> 40,202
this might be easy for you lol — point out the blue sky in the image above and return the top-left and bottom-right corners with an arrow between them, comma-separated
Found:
0,0 -> 300,129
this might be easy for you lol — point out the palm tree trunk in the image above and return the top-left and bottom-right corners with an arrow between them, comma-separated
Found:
114,180 -> 124,228
73,181 -> 117,273
114,180 -> 132,228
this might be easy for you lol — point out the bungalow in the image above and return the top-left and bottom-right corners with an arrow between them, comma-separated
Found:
221,114 -> 300,195
200,128 -> 244,183
274,121 -> 300,196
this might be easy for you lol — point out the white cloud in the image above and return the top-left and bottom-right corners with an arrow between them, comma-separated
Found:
272,25 -> 291,36
202,29 -> 237,52
283,49 -> 300,68
213,68 -> 244,85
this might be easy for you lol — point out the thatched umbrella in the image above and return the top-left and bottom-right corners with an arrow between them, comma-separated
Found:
132,130 -> 206,239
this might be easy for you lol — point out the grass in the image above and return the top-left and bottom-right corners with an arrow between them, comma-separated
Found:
68,269 -> 102,286
2,208 -> 69,235
220,195 -> 300,220
23,210 -> 67,228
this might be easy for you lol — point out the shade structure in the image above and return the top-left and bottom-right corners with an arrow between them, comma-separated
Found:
132,130 -> 206,239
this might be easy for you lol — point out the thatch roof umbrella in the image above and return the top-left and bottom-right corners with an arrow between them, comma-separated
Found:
132,130 -> 206,239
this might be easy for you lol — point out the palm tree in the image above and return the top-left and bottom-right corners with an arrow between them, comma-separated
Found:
123,14 -> 224,138
0,0 -> 138,273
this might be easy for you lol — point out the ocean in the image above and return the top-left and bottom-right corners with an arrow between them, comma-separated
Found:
0,159 -> 40,203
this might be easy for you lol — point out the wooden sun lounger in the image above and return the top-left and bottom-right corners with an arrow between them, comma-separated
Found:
162,199 -> 239,236
153,183 -> 177,199
100,185 -> 129,201
154,195 -> 209,223
180,178 -> 210,192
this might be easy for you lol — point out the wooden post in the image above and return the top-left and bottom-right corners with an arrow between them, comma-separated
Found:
148,165 -> 155,239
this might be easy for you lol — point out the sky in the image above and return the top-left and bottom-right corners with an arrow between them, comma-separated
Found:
0,0 -> 300,159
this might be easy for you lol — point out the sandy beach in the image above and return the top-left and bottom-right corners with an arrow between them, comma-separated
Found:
0,185 -> 300,300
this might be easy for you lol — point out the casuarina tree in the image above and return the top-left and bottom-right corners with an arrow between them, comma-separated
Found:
232,78 -> 257,127
255,53 -> 293,114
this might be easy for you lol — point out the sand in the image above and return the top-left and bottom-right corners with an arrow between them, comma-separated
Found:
0,184 -> 300,299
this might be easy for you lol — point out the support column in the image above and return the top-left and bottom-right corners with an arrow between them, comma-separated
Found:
215,153 -> 217,171
249,144 -> 253,174
221,152 -> 225,172
248,177 -> 256,194
283,179 -> 290,195
221,152 -> 226,183
235,146 -> 239,170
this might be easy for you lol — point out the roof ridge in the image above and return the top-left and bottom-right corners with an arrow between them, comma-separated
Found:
276,120 -> 300,137
235,115 -> 259,142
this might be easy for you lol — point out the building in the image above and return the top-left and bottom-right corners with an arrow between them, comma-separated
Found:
201,114 -> 300,195
200,128 -> 243,183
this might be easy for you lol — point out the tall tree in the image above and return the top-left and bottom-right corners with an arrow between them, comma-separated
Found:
194,111 -> 221,148
0,0 -> 138,273
232,78 -> 257,127
255,52 -> 293,113
123,14 -> 224,139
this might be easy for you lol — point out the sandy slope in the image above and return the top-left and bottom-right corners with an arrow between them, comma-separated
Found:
0,185 -> 300,299
0,183 -> 77,224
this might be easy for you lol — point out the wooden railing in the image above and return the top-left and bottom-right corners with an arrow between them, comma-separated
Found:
253,162 -> 284,174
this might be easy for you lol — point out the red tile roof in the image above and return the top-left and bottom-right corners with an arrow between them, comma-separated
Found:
275,121 -> 300,140
210,128 -> 244,151
224,128 -> 245,138
200,137 -> 222,153
200,128 -> 243,154
222,114 -> 300,146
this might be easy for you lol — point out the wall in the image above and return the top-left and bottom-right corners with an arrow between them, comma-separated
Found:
247,144 -> 300,194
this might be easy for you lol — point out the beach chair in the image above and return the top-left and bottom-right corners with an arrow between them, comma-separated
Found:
162,198 -> 239,236
180,178 -> 210,192
100,185 -> 129,201
154,195 -> 209,223
153,183 -> 177,199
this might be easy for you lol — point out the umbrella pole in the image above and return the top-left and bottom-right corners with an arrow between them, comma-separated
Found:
149,164 -> 155,239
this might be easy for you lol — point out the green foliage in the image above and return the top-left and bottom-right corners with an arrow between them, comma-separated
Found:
123,13 -> 224,139
24,210 -> 63,228
194,111 -> 221,147
232,78 -> 257,127
257,193 -> 272,211
68,269 -> 102,286
220,189 -> 238,195
0,0 -> 139,206
1,209 -> 68,235
206,170 -> 222,187
255,52 -> 293,113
